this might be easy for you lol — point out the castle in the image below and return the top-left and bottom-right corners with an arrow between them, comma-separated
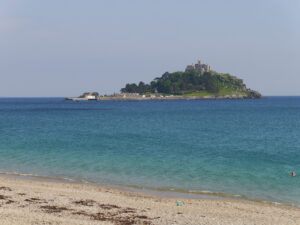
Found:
185,60 -> 211,73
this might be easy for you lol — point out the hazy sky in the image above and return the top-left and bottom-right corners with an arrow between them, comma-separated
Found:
0,0 -> 299,97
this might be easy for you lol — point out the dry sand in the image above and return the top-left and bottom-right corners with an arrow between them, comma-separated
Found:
0,176 -> 299,225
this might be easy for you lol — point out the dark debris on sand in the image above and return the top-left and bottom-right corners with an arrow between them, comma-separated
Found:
98,203 -> 121,210
0,186 -> 12,191
73,199 -> 96,206
89,212 -> 152,225
24,197 -> 156,225
6,200 -> 15,204
17,193 -> 26,196
40,205 -> 72,213
24,197 -> 47,204
72,210 -> 90,217
0,195 -> 9,200
71,199 -> 153,225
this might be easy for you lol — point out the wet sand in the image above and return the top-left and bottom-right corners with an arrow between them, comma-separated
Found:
0,176 -> 299,225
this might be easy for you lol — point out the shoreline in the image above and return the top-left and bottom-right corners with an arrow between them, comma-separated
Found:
0,176 -> 299,224
0,171 -> 298,209
0,172 -> 241,201
66,94 -> 263,101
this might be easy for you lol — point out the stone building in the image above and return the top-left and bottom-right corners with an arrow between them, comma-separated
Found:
185,60 -> 211,73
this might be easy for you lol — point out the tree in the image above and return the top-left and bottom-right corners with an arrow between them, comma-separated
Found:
91,92 -> 99,97
121,71 -> 222,94
138,81 -> 146,94
121,83 -> 138,93
201,73 -> 219,93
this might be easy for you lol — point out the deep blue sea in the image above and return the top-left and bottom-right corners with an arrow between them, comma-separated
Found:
0,97 -> 299,206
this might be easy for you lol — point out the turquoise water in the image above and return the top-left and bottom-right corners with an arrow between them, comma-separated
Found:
0,97 -> 299,206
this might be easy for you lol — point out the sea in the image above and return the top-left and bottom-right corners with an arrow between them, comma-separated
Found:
0,97 -> 299,206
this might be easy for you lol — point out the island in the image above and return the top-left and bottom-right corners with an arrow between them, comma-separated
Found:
66,60 -> 262,101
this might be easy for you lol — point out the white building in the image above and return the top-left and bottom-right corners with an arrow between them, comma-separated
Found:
82,93 -> 96,99
86,95 -> 96,100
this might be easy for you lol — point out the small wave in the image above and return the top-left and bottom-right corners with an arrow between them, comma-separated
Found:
0,171 -> 88,184
198,190 -> 214,194
272,202 -> 281,205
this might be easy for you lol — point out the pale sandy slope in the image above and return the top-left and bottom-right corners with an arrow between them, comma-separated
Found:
0,176 -> 299,225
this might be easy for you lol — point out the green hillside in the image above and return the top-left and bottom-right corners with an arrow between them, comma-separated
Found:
121,70 -> 262,98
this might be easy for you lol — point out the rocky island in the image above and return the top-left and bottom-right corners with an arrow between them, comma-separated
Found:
67,60 -> 262,101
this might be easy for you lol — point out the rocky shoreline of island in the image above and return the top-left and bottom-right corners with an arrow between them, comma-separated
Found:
66,93 -> 262,101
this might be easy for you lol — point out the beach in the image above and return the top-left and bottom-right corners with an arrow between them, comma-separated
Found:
0,176 -> 299,225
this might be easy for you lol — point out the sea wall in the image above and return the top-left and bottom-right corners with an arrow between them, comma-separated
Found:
66,94 -> 263,101
97,94 -> 259,101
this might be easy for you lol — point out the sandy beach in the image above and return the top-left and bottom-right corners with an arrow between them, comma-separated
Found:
0,176 -> 298,225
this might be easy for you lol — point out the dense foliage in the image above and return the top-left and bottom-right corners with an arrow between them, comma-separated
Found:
121,71 -> 249,95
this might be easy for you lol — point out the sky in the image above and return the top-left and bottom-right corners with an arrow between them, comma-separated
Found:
0,0 -> 299,97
